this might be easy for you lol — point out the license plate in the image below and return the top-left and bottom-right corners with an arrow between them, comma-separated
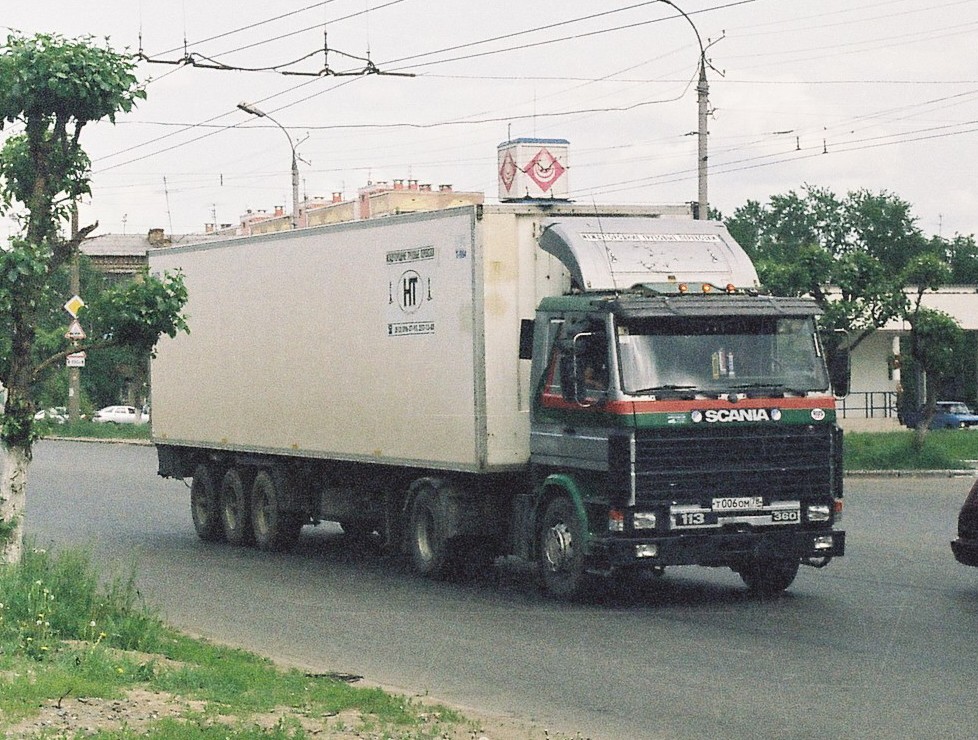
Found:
712,496 -> 763,512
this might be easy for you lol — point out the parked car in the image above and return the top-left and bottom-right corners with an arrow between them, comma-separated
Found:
33,407 -> 68,424
92,405 -> 146,424
952,478 -> 978,567
902,401 -> 978,430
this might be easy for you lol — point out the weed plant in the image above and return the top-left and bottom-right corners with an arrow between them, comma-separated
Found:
0,546 -> 463,737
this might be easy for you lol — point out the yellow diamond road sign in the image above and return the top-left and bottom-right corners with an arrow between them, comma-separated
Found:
64,295 -> 85,317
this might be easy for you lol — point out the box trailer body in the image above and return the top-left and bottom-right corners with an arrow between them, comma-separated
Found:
150,203 -> 845,598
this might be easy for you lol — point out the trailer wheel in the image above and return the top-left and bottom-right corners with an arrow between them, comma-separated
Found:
190,464 -> 224,542
220,468 -> 255,546
408,486 -> 454,578
251,469 -> 303,552
737,557 -> 800,595
539,497 -> 590,600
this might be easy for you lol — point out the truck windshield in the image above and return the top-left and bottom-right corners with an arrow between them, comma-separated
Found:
616,315 -> 830,395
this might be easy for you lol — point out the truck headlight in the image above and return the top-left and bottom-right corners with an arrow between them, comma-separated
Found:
814,535 -> 835,551
808,504 -> 831,522
633,511 -> 657,530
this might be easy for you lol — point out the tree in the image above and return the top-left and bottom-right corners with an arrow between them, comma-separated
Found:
9,252 -> 140,414
725,185 -> 927,352
944,233 -> 978,284
900,253 -> 962,444
0,32 -> 188,564
725,185 -> 937,395
725,185 -> 971,440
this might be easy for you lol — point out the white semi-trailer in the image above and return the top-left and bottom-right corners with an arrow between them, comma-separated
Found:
149,202 -> 845,599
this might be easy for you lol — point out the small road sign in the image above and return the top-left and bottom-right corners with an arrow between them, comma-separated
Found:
66,352 -> 86,368
64,319 -> 86,341
64,295 -> 85,318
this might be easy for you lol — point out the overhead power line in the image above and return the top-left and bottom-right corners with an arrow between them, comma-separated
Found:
140,30 -> 413,78
139,0 -> 404,71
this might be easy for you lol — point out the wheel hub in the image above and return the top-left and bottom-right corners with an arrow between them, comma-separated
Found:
543,522 -> 574,572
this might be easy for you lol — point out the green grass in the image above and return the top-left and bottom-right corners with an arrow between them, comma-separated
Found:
0,546 -> 466,738
844,429 -> 978,470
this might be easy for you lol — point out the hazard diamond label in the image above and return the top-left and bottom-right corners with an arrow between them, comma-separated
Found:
498,150 -> 518,192
526,147 -> 566,192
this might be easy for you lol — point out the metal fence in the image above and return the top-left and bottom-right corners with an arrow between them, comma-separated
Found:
838,391 -> 899,420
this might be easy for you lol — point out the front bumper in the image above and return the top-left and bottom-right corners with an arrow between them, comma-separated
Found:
951,537 -> 978,567
588,528 -> 846,573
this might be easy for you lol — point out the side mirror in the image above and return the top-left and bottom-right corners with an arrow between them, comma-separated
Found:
828,329 -> 851,398
829,351 -> 850,398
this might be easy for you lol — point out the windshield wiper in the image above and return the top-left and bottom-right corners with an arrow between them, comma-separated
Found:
728,382 -> 809,397
629,384 -> 699,395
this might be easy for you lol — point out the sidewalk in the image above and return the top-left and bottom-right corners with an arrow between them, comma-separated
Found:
838,417 -> 903,433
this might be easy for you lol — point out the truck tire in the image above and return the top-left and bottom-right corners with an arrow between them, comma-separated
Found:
220,468 -> 255,546
738,557 -> 800,595
407,486 -> 455,579
250,469 -> 303,552
190,463 -> 224,542
539,497 -> 590,600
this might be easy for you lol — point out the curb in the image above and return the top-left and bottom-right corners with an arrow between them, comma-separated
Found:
40,436 -> 152,446
846,469 -> 977,478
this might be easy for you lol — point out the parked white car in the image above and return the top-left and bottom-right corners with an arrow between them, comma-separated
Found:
92,405 -> 146,424
33,407 -> 68,424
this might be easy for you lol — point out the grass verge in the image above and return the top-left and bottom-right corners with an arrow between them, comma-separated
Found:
38,420 -> 150,442
844,430 -> 978,471
0,547 -> 467,739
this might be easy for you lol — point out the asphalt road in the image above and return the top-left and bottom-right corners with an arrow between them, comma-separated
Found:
24,440 -> 978,740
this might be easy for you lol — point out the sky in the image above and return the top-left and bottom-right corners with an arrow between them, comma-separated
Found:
2,0 -> 976,240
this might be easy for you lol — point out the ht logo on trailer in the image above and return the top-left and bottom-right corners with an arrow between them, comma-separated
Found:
387,245 -> 436,336
399,270 -> 422,313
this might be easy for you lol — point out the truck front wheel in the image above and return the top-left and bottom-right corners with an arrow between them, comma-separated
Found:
220,468 -> 255,546
190,463 -> 224,542
539,497 -> 590,600
737,557 -> 800,595
408,486 -> 454,579
251,469 -> 303,552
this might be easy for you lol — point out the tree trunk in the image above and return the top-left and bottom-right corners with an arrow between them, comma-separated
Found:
0,442 -> 31,564
911,375 -> 939,453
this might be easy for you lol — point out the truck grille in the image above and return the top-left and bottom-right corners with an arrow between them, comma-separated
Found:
633,424 -> 835,503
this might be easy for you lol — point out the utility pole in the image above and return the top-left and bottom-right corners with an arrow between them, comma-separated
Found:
660,0 -> 711,220
696,53 -> 709,220
68,205 -> 81,423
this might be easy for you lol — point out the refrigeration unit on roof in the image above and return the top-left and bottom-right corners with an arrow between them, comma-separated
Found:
497,138 -> 570,201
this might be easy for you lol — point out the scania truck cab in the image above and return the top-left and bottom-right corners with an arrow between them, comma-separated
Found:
523,218 -> 845,598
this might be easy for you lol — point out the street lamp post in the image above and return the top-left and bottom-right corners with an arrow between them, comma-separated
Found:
659,1 -> 709,220
237,102 -> 300,229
